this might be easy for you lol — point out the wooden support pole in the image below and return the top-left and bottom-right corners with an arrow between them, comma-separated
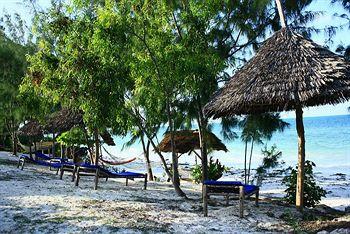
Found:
144,174 -> 148,190
275,0 -> 287,28
295,106 -> 306,210
94,167 -> 99,190
203,185 -> 208,217
239,186 -> 244,218
75,167 -> 80,186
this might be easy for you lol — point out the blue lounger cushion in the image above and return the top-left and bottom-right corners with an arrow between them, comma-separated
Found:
203,180 -> 258,195
20,154 -> 62,168
204,180 -> 242,186
78,164 -> 145,178
35,152 -> 68,162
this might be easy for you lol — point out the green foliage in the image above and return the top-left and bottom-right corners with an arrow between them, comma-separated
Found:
255,145 -> 284,185
56,127 -> 87,147
282,160 -> 327,207
191,157 -> 228,183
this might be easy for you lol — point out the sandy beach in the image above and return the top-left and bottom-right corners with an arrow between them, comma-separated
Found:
0,151 -> 349,233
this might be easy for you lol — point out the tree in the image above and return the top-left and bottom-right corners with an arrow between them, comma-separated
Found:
0,14 -> 35,155
239,113 -> 289,183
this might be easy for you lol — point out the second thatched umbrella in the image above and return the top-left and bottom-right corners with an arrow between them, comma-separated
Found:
157,129 -> 227,162
204,27 -> 350,210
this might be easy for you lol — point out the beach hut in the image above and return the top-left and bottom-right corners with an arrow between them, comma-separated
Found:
157,130 -> 227,164
204,0 -> 350,210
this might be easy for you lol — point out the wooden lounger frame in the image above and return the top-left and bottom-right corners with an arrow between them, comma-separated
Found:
74,166 -> 148,190
17,156 -> 60,174
203,184 -> 259,218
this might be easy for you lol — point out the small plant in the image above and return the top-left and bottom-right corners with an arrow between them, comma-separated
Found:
255,145 -> 285,185
191,157 -> 228,183
282,160 -> 327,207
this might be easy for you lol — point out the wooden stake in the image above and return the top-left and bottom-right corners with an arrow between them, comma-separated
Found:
239,186 -> 244,218
275,0 -> 287,28
295,106 -> 305,210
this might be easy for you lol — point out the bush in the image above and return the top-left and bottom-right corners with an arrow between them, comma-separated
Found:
255,145 -> 285,185
282,160 -> 327,207
191,157 -> 228,184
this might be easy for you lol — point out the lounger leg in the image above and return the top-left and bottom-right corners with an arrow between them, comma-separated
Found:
59,166 -> 64,180
17,159 -> 21,168
226,195 -> 229,206
239,186 -> 244,218
56,168 -> 59,175
94,168 -> 99,190
20,158 -> 25,170
255,189 -> 259,207
144,174 -> 148,190
72,166 -> 77,182
203,185 -> 208,217
125,178 -> 128,186
75,168 -> 80,186
106,177 -> 108,181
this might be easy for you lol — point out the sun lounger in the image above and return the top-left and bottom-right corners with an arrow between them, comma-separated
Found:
35,152 -> 67,163
74,163 -> 147,190
59,161 -> 78,182
17,154 -> 63,173
202,180 -> 259,218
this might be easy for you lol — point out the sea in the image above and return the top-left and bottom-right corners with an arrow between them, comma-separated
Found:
105,114 -> 350,177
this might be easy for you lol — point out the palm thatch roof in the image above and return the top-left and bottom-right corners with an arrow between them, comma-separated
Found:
45,108 -> 83,134
18,120 -> 44,138
157,130 -> 228,154
205,28 -> 350,118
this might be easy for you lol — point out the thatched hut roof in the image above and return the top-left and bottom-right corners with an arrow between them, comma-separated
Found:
45,108 -> 83,134
205,28 -> 350,118
18,120 -> 44,138
157,130 -> 228,154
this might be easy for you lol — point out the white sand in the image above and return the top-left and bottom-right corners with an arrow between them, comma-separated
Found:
0,151 -> 348,233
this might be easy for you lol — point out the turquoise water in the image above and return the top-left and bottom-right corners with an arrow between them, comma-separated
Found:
106,115 -> 350,175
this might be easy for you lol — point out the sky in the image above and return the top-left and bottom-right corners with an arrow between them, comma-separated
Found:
1,0 -> 349,118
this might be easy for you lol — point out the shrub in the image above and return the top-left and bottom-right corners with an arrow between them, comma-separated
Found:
191,157 -> 228,183
255,145 -> 285,185
282,160 -> 327,207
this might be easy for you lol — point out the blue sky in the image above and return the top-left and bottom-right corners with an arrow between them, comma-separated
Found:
1,0 -> 349,118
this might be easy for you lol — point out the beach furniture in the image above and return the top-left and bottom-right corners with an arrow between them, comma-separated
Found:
17,154 -> 63,172
74,163 -> 147,190
59,161 -> 78,182
202,180 -> 259,218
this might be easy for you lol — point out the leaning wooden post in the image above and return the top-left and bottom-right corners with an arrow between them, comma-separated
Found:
295,106 -> 305,210
275,0 -> 287,28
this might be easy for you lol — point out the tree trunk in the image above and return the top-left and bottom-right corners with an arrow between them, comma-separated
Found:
12,132 -> 17,156
196,98 -> 208,183
141,136 -> 154,181
166,101 -> 184,197
295,106 -> 305,210
52,133 -> 56,157
247,140 -> 254,183
244,141 -> 248,184
94,128 -> 99,166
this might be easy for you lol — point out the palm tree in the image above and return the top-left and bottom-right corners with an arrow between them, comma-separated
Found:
123,126 -> 159,181
239,113 -> 289,183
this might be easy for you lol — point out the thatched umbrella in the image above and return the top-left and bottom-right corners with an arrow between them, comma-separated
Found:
204,2 -> 350,210
44,108 -> 84,157
45,108 -> 84,134
18,120 -> 44,138
18,120 -> 44,156
157,130 -> 227,156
